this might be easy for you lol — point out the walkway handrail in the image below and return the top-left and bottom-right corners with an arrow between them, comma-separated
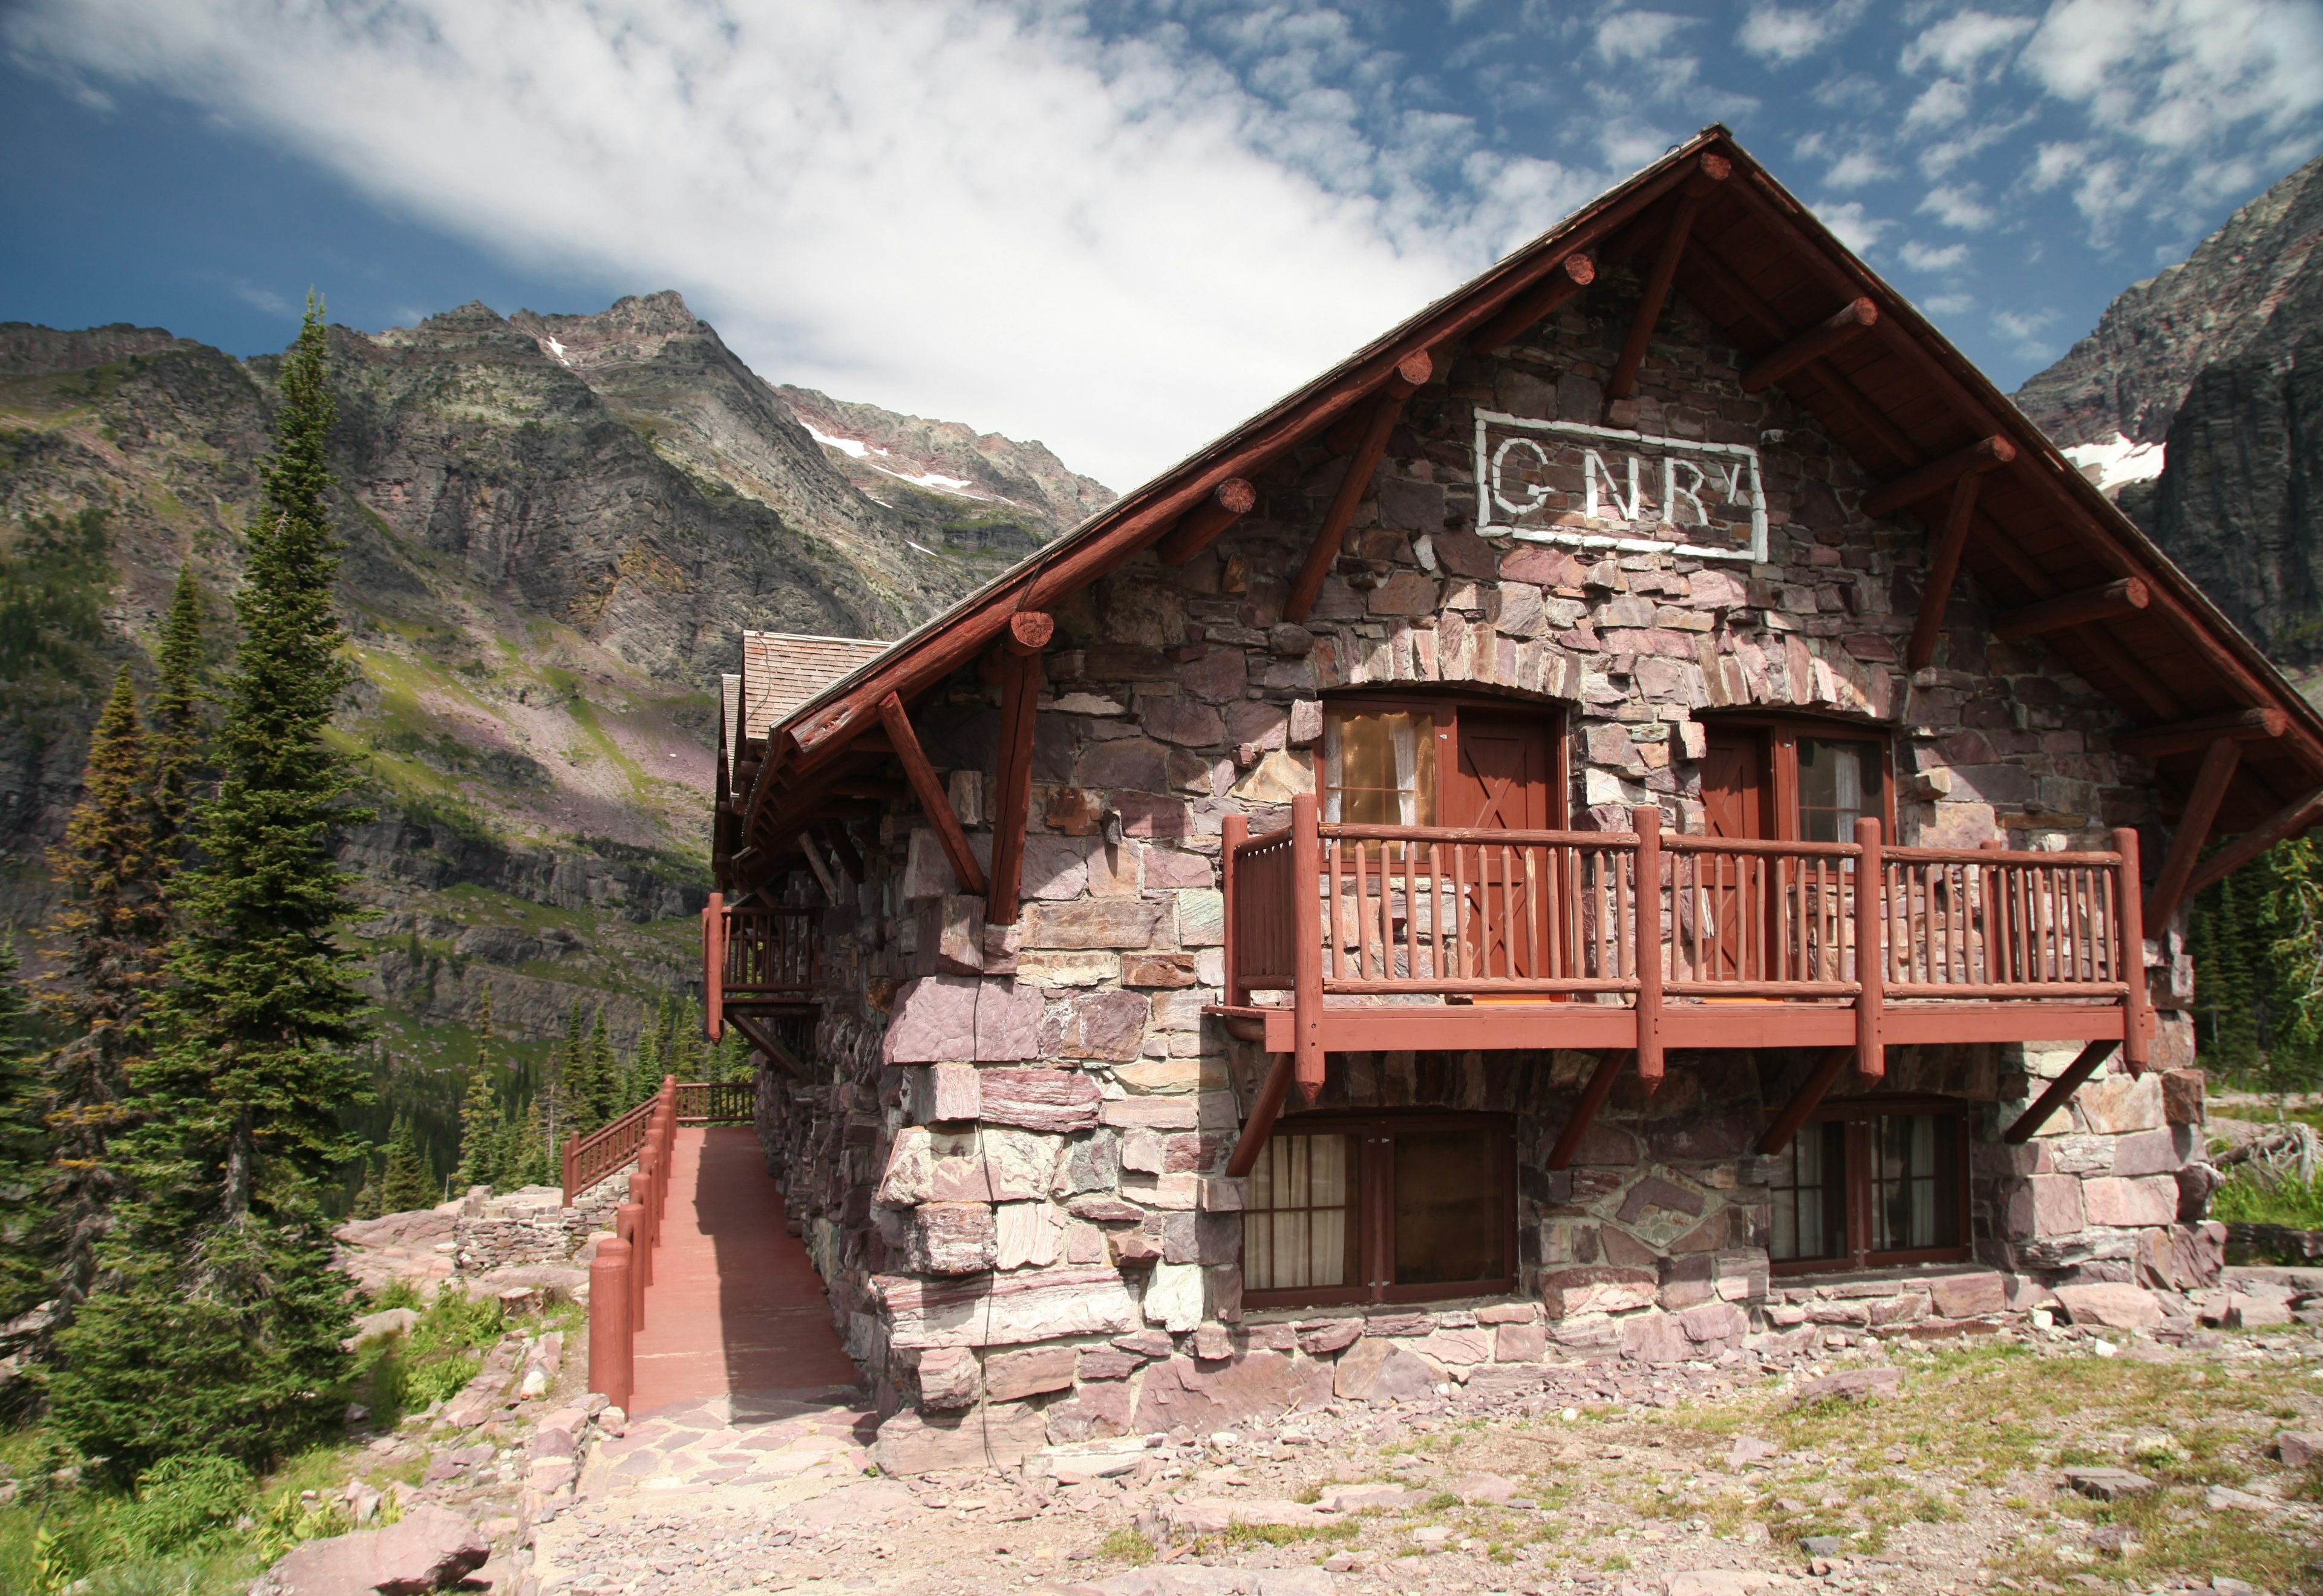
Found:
589,1074 -> 679,1416
674,1081 -> 755,1124
563,1098 -> 656,1206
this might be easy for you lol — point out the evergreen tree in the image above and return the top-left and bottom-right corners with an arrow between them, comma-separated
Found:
456,987 -> 506,1192
36,667 -> 172,1313
665,996 -> 709,1084
348,1157 -> 382,1221
581,1007 -> 620,1126
147,562 -> 205,873
554,1002 -> 601,1139
377,1115 -> 431,1214
626,1022 -> 661,1113
0,932 -> 47,1323
53,296 -> 372,1478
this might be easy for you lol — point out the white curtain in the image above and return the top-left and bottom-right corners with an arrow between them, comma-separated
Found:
1245,1135 -> 1348,1289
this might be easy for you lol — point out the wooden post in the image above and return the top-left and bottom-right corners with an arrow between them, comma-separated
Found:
628,1170 -> 653,1288
1906,473 -> 1981,672
1226,1053 -> 1295,1179
588,1233 -> 633,1414
2004,1040 -> 2119,1143
1633,806 -> 1664,1092
877,690 -> 988,895
1291,792 -> 1324,1102
2114,826 -> 2151,1076
1547,1051 -> 1628,1171
702,894 -> 724,1045
1854,816 -> 1884,1082
1222,813 -> 1248,1010
985,612 -> 1051,924
2144,737 -> 2243,929
616,1201 -> 647,1333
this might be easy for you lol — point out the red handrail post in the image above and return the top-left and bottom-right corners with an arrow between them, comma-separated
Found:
1855,816 -> 1885,1082
1632,806 -> 1664,1091
628,1171 -> 653,1287
616,1202 -> 647,1333
1222,812 -> 1247,1010
1290,793 -> 1324,1102
561,1133 -> 578,1206
589,1233 -> 633,1415
704,893 -> 725,1044
2113,826 -> 2151,1075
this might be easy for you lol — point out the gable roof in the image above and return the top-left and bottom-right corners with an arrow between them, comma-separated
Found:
739,631 -> 892,742
735,125 -> 2323,857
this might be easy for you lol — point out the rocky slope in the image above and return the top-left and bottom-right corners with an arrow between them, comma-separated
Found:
2016,152 -> 2323,669
0,296 -> 1110,1083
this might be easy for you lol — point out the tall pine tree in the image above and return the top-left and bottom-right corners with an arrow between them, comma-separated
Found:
456,987 -> 506,1192
148,563 -> 206,875
377,1114 -> 432,1213
0,932 -> 45,1326
53,297 -> 374,1477
36,667 -> 172,1312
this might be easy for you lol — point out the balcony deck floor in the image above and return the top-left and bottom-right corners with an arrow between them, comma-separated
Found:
1217,999 -> 2130,1054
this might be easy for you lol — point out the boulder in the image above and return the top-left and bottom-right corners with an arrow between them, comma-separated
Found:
1316,1482 -> 1427,1511
2275,1431 -> 2323,1468
873,1403 -> 1048,1474
1331,1338 -> 1440,1402
1131,1351 -> 1319,1433
1452,1471 -> 1519,1505
2065,1467 -> 2154,1501
1794,1367 -> 1901,1403
254,1506 -> 490,1596
2053,1282 -> 2164,1329
1926,1271 -> 2005,1319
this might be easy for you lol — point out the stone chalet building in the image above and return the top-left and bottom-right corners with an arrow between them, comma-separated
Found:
702,128 -> 2323,1474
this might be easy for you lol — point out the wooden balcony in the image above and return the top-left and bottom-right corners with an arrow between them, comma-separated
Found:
702,895 -> 817,1048
1214,796 -> 2152,1097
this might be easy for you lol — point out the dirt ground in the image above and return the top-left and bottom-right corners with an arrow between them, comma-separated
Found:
517,1316 -> 2323,1596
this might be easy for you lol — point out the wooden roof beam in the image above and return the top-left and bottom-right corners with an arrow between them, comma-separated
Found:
1154,479 -> 1258,566
877,690 -> 988,896
2182,780 -> 2323,903
1607,156 -> 1729,402
1906,473 -> 1984,673
1741,297 -> 1877,393
1863,435 -> 2015,519
1993,578 -> 2150,641
2112,706 -> 2287,757
2144,737 -> 2243,928
1286,350 -> 1432,624
1468,252 -> 1596,355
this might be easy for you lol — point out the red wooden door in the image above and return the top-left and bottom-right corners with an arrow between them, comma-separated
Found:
1699,729 -> 1772,980
1443,715 -> 1557,980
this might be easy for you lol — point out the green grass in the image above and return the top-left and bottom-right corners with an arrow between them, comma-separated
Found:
2210,1168 -> 2323,1228
1097,1528 -> 1155,1565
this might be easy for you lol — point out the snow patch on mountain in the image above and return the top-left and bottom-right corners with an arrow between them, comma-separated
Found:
2063,434 -> 2167,493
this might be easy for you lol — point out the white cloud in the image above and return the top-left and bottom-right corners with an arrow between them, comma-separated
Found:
1919,184 -> 1995,229
1901,10 -> 2035,78
1824,148 -> 1895,188
1815,200 -> 1890,254
1595,9 -> 1696,64
2021,0 -> 2323,155
7,0 -> 1592,489
1737,2 -> 1865,65
1901,240 -> 1970,271
1991,307 -> 2059,358
1922,292 -> 1975,316
1903,77 -> 1972,131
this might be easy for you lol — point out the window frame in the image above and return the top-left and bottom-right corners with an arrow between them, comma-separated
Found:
1321,692 -> 1570,833
1697,715 -> 1897,843
1241,1110 -> 1519,1310
1766,1093 -> 1975,1277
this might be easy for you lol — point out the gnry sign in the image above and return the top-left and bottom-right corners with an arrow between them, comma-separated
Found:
1473,409 -> 1767,563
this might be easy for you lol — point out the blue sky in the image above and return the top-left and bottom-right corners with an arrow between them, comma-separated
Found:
5,1 -> 2320,486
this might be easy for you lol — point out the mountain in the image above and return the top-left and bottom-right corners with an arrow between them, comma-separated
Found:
0,294 -> 1111,1091
2014,152 -> 2323,672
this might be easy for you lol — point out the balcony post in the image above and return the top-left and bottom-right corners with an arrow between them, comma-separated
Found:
1290,792 -> 1324,1102
2113,826 -> 2151,1074
1854,816 -> 1885,1082
1222,813 -> 1247,1010
704,892 -> 725,1044
617,1201 -> 647,1332
587,1232 -> 633,1416
1632,806 -> 1664,1091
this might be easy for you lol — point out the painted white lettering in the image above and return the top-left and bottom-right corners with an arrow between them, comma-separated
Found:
1662,457 -> 1708,526
1583,450 -> 1639,521
1491,437 -> 1553,517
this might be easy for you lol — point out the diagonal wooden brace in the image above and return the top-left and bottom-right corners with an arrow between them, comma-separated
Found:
2004,1040 -> 2119,1143
1756,1048 -> 1856,1156
878,690 -> 988,896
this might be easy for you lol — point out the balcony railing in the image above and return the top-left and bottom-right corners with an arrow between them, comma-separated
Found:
1218,795 -> 2149,1094
702,894 -> 816,1041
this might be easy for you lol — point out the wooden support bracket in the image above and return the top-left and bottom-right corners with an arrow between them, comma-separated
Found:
1608,160 -> 1727,402
1547,1051 -> 1630,1171
729,1012 -> 805,1081
877,690 -> 988,896
1468,251 -> 1596,355
1155,479 -> 1258,566
2182,780 -> 2323,905
1226,1052 -> 1296,1179
1906,473 -> 1982,672
816,819 -> 864,881
2112,705 -> 2287,758
2143,737 -> 2242,929
1756,1048 -> 1855,1155
1286,353 -> 1431,624
1992,577 -> 2150,640
1741,297 -> 1877,393
984,612 -> 1051,925
1863,436 -> 2015,519
2004,1040 -> 2119,1143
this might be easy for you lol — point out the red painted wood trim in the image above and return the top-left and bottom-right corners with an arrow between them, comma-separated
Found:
703,894 -> 724,1045
1468,250 -> 1596,355
1547,1050 -> 1627,1171
1222,813 -> 1247,1010
1854,816 -> 1884,1082
2181,781 -> 2323,903
1862,435 -> 2014,519
1757,1047 -> 1855,1155
877,691 -> 988,896
2111,705 -> 2288,757
2004,1039 -> 2119,1143
1154,478 -> 1258,566
1291,792 -> 1325,1102
1906,472 -> 1981,672
1992,577 -> 2150,640
2114,825 -> 2151,1074
728,1012 -> 803,1081
2144,737 -> 2243,929
1225,1051 -> 1295,1179
587,1233 -> 633,1411
1633,806 -> 1665,1090
1741,297 -> 1877,393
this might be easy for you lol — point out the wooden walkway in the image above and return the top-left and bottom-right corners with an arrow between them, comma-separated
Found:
628,1125 -> 861,1417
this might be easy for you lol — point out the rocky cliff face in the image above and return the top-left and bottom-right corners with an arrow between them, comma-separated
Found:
0,295 -> 1111,1053
2016,152 -> 2323,671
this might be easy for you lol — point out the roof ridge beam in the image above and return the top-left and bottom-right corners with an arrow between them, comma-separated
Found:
1741,297 -> 1878,393
1991,578 -> 2151,641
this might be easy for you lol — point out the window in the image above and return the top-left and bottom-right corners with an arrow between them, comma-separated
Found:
1243,1113 -> 1515,1307
1700,722 -> 1892,844
1322,697 -> 1565,832
1795,736 -> 1887,843
1766,1098 -> 1970,1274
1323,709 -> 1436,826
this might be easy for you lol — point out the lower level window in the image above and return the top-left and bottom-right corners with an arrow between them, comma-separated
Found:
1243,1113 -> 1514,1308
1768,1099 -> 1969,1273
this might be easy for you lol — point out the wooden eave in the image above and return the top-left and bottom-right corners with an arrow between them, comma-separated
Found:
724,125 -> 2323,889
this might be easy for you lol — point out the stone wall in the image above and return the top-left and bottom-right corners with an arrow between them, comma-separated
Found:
743,261 -> 2223,1462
